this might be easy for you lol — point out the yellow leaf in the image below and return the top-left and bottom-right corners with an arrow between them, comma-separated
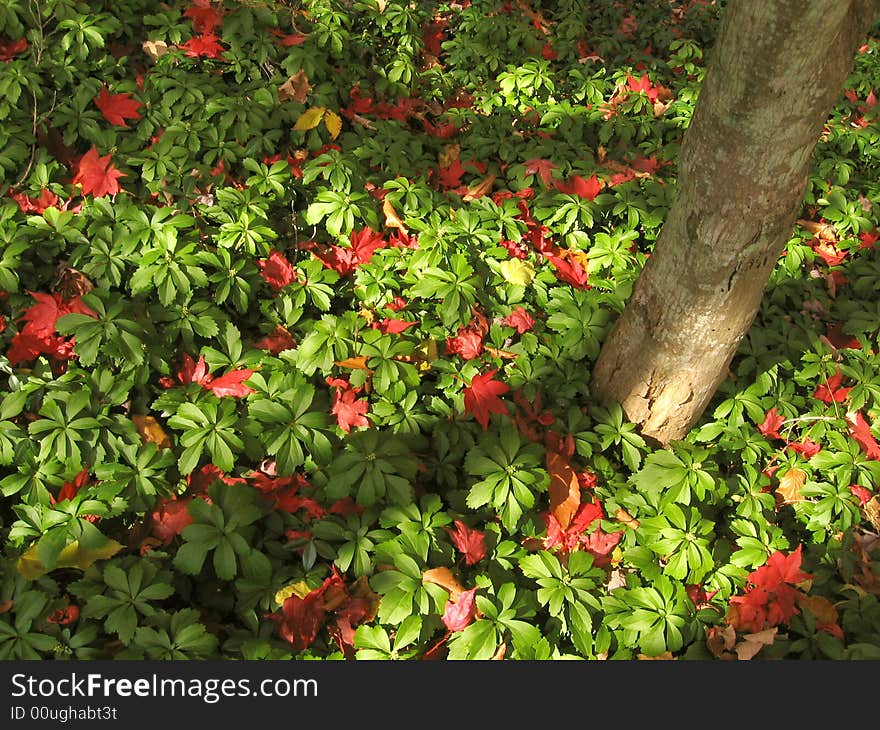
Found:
776,467 -> 806,505
498,258 -> 535,286
17,538 -> 123,580
323,110 -> 342,139
294,106 -> 326,131
274,581 -> 312,606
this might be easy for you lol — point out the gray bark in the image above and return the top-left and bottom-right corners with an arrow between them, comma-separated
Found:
591,0 -> 880,445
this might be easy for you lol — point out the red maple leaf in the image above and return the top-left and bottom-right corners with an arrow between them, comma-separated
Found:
523,158 -> 558,187
554,173 -> 602,200
177,353 -> 211,386
546,253 -> 590,288
150,496 -> 196,545
463,369 -> 510,429
850,484 -> 873,506
846,410 -> 880,460
258,250 -> 298,292
180,33 -> 225,58
184,0 -> 223,33
374,318 -> 418,335
812,240 -> 847,267
203,369 -> 255,398
326,376 -> 370,432
436,158 -> 466,190
787,438 -> 821,458
813,368 -> 852,404
73,147 -> 125,198
445,520 -> 487,566
315,228 -> 387,275
757,407 -> 785,440
94,86 -> 143,127
441,587 -> 477,632
10,188 -> 59,213
501,307 -> 535,334
859,230 -> 878,249
0,38 -> 27,61
47,604 -> 80,625
270,571 -> 346,651
627,74 -> 659,101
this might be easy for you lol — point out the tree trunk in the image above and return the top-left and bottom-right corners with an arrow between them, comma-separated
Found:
591,0 -> 880,446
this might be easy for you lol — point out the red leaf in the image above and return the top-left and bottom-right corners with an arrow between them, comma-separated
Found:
523,158 -> 557,187
72,147 -> 125,198
177,353 -> 211,386
446,329 -> 483,360
463,369 -> 510,430
180,33 -> 225,58
315,228 -> 387,275
847,411 -> 880,460
204,369 -> 255,398
326,377 -> 369,432
547,449 -> 580,531
501,306 -> 535,334
258,250 -> 298,292
812,240 -> 847,267
184,1 -> 223,33
255,325 -> 297,354
758,407 -> 785,440
10,188 -> 59,213
786,438 -> 821,459
554,173 -> 601,200
441,587 -> 477,632
47,605 -> 80,625
445,520 -> 487,566
94,86 -> 143,127
850,484 -> 873,506
55,467 -> 92,504
375,318 -> 418,335
150,496 -> 195,544
825,322 -> 861,350
546,253 -> 589,288
271,572 -> 345,651
813,368 -> 852,404
0,38 -> 27,62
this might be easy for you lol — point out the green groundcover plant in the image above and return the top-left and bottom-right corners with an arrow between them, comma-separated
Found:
1,0 -> 880,661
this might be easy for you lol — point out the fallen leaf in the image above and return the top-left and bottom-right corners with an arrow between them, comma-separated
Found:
0,600 -> 12,614
797,594 -> 839,625
776,467 -> 806,505
383,198 -> 408,234
462,174 -> 497,201
483,346 -> 517,359
17,537 -> 123,580
733,627 -> 778,660
274,581 -> 312,606
142,39 -> 169,61
547,450 -> 580,531
498,258 -> 535,286
637,651 -> 675,660
614,508 -> 640,529
132,414 -> 171,449
294,106 -> 326,131
323,110 -> 342,139
278,70 -> 311,103
335,356 -> 371,371
422,566 -> 465,600
439,143 -> 460,169
865,496 -> 880,531
706,624 -> 736,658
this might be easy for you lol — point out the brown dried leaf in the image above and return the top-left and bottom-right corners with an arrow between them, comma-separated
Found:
547,450 -> 580,531
142,39 -> 169,62
483,346 -> 517,360
637,651 -> 675,660
351,113 -> 377,131
797,594 -> 838,625
0,600 -> 12,614
866,496 -> 880,532
706,624 -> 736,658
734,628 -> 778,661
439,143 -> 460,169
797,219 -> 838,243
776,467 -> 806,505
278,70 -> 311,103
422,567 -> 465,600
132,414 -> 171,449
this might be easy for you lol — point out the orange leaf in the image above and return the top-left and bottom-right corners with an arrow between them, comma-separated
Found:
614,508 -> 640,529
775,467 -> 806,505
797,594 -> 838,625
422,567 -> 464,600
462,174 -> 497,202
335,356 -> 370,371
382,198 -> 408,234
132,414 -> 171,449
547,450 -> 580,531
483,346 -> 518,360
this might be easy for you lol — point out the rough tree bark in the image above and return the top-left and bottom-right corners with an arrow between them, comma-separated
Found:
591,0 -> 880,446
